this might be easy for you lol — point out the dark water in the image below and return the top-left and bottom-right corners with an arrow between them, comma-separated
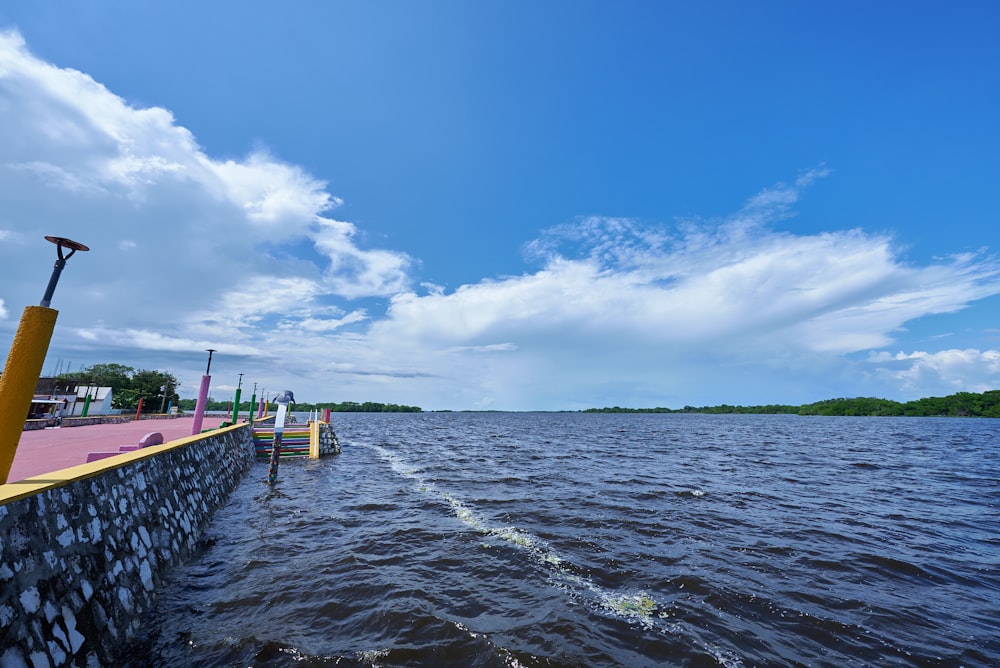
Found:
126,413 -> 1000,667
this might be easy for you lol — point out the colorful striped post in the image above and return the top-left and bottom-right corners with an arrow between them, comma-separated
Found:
134,397 -> 144,421
266,390 -> 295,485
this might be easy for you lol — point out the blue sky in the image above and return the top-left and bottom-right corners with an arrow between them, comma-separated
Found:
1,2 -> 998,410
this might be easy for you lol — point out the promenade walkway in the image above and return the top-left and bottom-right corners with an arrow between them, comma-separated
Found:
6,416 -> 228,482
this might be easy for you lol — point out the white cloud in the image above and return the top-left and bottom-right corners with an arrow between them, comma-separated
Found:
376,217 -> 998,358
187,276 -> 325,328
280,311 -> 368,333
351,175 -> 1000,407
313,218 -> 413,298
73,326 -> 260,356
866,349 -> 1000,396
0,30 -> 411,346
209,153 -> 339,229
734,166 -> 830,228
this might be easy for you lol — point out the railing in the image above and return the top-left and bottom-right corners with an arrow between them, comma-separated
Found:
252,425 -> 312,459
251,420 -> 340,460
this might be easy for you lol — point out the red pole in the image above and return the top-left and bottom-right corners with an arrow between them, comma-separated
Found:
135,397 -> 144,421
323,407 -> 331,423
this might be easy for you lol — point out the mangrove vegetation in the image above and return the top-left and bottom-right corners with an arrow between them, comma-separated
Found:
584,390 -> 1000,417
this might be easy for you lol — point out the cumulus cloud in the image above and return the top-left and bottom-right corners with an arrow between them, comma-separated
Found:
209,153 -> 339,229
0,30 -> 411,341
377,206 -> 999,357
73,326 -> 260,356
353,175 -> 1000,407
313,218 -> 413,298
866,348 -> 1000,396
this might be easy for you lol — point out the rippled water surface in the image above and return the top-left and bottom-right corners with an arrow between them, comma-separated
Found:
126,413 -> 1000,666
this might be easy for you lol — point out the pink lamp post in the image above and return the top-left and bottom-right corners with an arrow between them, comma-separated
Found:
190,349 -> 216,435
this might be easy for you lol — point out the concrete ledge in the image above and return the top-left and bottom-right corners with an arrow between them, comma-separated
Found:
85,451 -> 123,462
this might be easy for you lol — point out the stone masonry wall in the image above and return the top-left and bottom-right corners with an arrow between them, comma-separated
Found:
24,414 -> 187,432
317,422 -> 341,456
22,416 -> 132,432
0,425 -> 256,667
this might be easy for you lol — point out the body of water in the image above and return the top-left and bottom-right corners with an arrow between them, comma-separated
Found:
125,413 -> 999,666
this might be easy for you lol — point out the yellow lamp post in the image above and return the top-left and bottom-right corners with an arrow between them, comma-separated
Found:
0,236 -> 89,483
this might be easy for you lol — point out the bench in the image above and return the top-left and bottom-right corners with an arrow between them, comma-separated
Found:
85,432 -> 164,463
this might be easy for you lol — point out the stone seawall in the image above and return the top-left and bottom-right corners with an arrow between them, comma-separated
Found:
318,422 -> 341,456
0,424 -> 255,666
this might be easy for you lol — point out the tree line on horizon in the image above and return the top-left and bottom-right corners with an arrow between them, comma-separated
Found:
59,363 -> 997,417
583,390 -> 1000,417
173,398 -> 422,413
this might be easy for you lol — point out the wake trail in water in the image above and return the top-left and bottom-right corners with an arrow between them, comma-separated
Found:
365,443 -> 744,668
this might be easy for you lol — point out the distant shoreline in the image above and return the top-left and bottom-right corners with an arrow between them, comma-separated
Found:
581,389 -> 1000,418
187,389 -> 1000,417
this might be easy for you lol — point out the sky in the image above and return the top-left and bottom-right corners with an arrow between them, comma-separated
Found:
0,1 -> 999,411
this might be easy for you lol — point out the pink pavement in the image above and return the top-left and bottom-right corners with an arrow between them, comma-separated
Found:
5,417 -> 230,483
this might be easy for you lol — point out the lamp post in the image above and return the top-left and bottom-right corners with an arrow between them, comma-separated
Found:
80,382 -> 93,418
190,349 -> 217,435
159,382 -> 169,414
230,372 -> 244,425
247,382 -> 257,429
0,236 -> 89,483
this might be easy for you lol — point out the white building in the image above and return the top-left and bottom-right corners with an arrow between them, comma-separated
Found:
68,386 -> 114,416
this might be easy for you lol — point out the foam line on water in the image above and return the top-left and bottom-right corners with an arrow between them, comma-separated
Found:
356,620 -> 529,668
366,443 -> 744,667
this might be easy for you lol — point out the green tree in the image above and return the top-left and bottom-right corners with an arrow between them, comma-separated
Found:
59,363 -> 135,394
58,363 -> 179,413
111,388 -> 142,410
129,369 -> 179,412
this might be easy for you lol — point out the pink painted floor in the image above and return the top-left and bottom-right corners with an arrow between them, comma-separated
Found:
6,417 -> 212,482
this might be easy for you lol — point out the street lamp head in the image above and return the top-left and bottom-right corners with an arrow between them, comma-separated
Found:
204,349 -> 217,375
45,236 -> 90,259
40,236 -> 90,307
